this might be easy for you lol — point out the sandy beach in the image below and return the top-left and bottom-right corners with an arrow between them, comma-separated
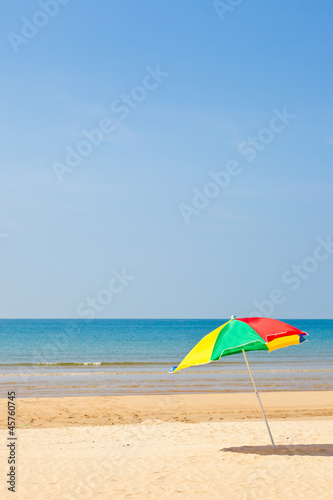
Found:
1,391 -> 332,499
1,391 -> 333,428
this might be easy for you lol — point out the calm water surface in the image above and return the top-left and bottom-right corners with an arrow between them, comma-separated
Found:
0,319 -> 332,396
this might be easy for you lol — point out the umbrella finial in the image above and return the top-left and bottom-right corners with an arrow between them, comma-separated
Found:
231,315 -> 236,320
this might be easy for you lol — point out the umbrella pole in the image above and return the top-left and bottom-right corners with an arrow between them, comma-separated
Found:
242,349 -> 276,450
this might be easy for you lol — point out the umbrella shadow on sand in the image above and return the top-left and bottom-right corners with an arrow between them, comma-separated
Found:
220,444 -> 333,456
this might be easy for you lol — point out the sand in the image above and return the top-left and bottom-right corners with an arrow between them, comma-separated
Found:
0,392 -> 332,499
0,391 -> 332,428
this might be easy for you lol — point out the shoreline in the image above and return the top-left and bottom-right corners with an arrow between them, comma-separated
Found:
1,387 -> 332,399
1,390 -> 332,428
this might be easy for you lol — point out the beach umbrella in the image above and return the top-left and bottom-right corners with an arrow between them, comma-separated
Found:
170,316 -> 308,449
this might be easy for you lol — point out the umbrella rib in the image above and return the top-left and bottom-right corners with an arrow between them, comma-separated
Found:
218,339 -> 266,359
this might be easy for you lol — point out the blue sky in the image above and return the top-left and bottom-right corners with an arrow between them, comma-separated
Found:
0,0 -> 332,318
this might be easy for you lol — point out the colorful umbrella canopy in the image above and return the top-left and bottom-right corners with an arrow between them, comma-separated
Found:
171,316 -> 307,373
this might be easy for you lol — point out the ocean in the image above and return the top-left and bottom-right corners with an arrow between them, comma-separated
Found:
0,319 -> 332,397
